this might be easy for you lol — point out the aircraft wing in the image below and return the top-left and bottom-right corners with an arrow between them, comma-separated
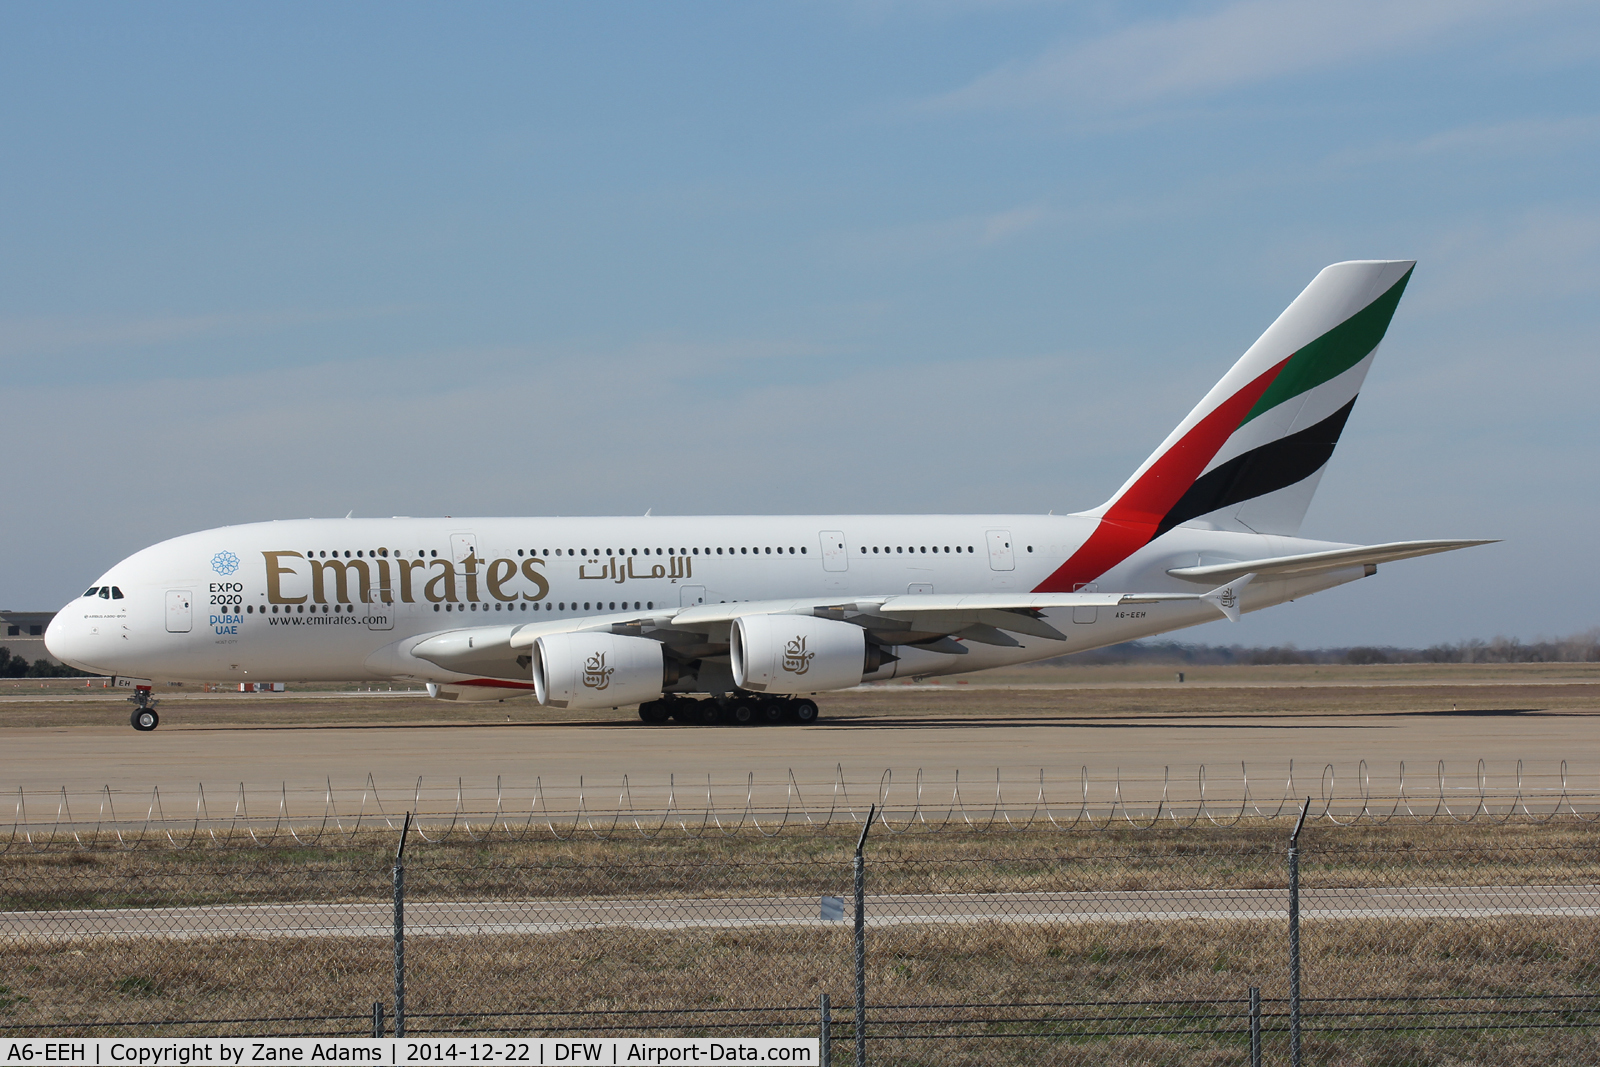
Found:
1165,539 -> 1498,585
406,533 -> 1479,677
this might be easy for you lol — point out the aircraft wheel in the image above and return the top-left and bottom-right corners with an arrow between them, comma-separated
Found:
759,700 -> 787,725
638,701 -> 670,724
130,708 -> 159,732
792,699 -> 819,724
731,703 -> 757,725
671,701 -> 719,725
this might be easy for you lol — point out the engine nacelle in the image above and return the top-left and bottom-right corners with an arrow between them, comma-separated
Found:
532,632 -> 673,709
731,614 -> 879,694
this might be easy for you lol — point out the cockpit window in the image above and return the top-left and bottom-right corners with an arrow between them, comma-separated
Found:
84,587 -> 99,597
111,587 -> 125,599
99,588 -> 111,599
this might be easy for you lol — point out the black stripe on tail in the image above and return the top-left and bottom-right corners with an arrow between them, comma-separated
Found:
1154,398 -> 1357,538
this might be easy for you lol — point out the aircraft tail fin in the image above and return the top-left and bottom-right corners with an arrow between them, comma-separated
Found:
1037,260 -> 1414,592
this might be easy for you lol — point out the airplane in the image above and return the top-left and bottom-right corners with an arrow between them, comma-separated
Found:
46,259 -> 1493,731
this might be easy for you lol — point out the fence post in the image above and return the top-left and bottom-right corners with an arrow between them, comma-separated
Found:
819,992 -> 831,1067
373,1001 -> 385,1038
854,804 -> 876,1067
394,811 -> 412,1039
1248,986 -> 1260,1067
1288,797 -> 1309,1067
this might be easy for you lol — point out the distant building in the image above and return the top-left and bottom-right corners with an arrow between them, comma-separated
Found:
0,610 -> 62,666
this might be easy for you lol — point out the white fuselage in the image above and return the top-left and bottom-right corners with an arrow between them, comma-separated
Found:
46,513 -> 1366,689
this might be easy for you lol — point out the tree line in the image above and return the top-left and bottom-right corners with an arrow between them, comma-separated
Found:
0,647 -> 90,678
1047,629 -> 1600,667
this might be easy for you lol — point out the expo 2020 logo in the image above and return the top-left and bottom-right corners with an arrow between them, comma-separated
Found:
211,551 -> 240,576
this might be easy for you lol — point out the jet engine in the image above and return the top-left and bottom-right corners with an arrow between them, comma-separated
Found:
731,614 -> 885,694
532,632 -> 679,709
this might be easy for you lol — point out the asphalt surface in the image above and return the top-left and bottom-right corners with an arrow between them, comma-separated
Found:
5,676 -> 1600,820
6,885 -> 1596,940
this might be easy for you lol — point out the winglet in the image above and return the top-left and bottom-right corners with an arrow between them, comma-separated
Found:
1203,573 -> 1254,623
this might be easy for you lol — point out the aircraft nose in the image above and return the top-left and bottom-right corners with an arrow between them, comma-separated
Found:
45,609 -> 105,674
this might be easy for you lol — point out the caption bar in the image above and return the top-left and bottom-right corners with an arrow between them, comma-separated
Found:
2,1039 -> 818,1066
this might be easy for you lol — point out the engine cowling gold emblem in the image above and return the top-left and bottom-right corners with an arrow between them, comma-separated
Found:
781,636 -> 814,676
581,651 -> 614,691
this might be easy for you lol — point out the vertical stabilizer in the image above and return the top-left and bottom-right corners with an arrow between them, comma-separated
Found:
1037,260 -> 1414,592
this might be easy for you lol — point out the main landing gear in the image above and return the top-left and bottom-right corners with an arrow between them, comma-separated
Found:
128,687 -> 160,732
637,694 -> 820,726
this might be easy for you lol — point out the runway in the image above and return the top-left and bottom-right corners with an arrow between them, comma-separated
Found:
5,671 -> 1600,821
7,885 -> 1596,940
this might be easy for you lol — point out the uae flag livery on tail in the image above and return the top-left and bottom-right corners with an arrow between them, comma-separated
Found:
1036,260 -> 1416,593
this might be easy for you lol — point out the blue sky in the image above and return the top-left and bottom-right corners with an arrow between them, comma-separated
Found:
3,1 -> 1598,647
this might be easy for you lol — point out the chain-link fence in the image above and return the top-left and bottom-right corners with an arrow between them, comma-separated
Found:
3,814 -> 1599,1064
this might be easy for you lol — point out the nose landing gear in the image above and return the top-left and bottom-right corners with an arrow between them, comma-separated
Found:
127,687 -> 160,731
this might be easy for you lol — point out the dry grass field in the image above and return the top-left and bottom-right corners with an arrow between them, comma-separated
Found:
4,823 -> 1599,1063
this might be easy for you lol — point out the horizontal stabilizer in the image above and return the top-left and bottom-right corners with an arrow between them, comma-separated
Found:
1166,539 -> 1498,585
1201,574 -> 1253,623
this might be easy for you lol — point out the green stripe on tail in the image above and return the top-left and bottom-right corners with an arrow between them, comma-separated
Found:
1242,265 -> 1413,425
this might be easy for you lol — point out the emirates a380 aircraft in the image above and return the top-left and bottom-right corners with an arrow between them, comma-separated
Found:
48,260 -> 1491,731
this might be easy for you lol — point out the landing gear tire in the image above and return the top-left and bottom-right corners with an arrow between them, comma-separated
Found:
638,700 -> 670,724
760,700 -> 787,725
732,703 -> 757,725
792,699 -> 819,724
670,700 -> 721,725
130,708 -> 159,732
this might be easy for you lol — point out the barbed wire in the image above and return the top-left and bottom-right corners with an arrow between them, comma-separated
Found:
6,758 -> 1598,851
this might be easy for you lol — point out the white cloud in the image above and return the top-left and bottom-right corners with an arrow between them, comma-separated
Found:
1411,207 -> 1600,315
820,202 -> 1113,266
1323,115 -> 1600,171
0,306 -> 408,360
935,0 -> 1566,112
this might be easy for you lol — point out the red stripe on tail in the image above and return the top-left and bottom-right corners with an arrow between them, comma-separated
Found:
1033,358 -> 1288,592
